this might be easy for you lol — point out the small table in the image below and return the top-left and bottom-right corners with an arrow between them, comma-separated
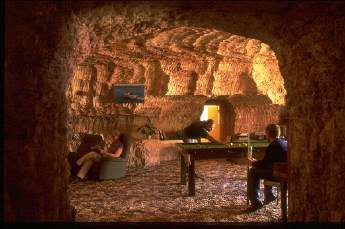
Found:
177,142 -> 268,196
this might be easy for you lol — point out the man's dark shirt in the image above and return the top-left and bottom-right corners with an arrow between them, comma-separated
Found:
252,138 -> 288,170
184,121 -> 209,139
77,134 -> 104,154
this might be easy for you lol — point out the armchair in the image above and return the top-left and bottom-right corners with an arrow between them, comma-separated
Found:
99,134 -> 133,180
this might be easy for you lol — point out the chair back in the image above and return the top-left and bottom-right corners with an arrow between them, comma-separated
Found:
120,134 -> 133,160
98,134 -> 132,180
273,162 -> 288,181
77,134 -> 105,154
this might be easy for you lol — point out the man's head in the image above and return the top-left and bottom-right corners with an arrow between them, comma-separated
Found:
265,124 -> 281,141
204,119 -> 215,131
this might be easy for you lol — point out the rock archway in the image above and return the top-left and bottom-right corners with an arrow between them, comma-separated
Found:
5,1 -> 345,221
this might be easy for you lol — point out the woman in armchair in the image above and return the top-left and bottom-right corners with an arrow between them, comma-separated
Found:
71,133 -> 125,183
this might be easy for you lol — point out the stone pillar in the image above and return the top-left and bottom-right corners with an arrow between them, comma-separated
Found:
278,13 -> 345,220
4,1 -> 86,221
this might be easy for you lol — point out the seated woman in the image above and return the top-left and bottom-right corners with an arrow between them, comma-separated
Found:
71,133 -> 125,183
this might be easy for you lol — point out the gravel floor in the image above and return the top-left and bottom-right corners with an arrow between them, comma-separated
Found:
69,157 -> 283,222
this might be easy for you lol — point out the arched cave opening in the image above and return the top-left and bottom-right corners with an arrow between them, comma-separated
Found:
4,0 -> 345,223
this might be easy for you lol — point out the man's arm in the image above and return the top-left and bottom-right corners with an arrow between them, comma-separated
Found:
251,158 -> 262,167
252,143 -> 277,168
100,146 -> 123,158
205,135 -> 223,144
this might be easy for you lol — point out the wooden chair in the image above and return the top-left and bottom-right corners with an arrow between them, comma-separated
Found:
263,180 -> 280,206
246,168 -> 281,206
266,162 -> 288,222
246,146 -> 253,205
245,153 -> 288,222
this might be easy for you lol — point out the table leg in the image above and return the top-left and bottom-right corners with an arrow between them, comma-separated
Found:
246,168 -> 250,205
180,153 -> 186,185
188,152 -> 195,196
281,182 -> 288,222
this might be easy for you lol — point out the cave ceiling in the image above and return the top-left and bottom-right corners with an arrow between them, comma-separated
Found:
75,25 -> 286,106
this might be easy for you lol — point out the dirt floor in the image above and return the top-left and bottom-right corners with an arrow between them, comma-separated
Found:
69,157 -> 283,222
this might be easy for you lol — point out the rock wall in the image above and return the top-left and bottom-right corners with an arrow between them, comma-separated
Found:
4,1 -> 86,221
233,104 -> 282,134
66,26 -> 286,113
5,0 -> 345,222
135,96 -> 207,132
66,93 -> 281,146
226,95 -> 283,134
128,140 -> 181,168
65,20 -> 286,140
277,5 -> 345,221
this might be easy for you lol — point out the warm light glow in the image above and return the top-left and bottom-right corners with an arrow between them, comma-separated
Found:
200,105 -> 220,142
200,106 -> 209,121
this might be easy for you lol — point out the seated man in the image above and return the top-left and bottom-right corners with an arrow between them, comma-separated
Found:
244,124 -> 288,212
71,133 -> 125,183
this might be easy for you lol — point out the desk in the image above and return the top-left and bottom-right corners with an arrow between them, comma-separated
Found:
177,142 -> 268,196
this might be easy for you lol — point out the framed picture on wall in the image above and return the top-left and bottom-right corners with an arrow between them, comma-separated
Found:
113,84 -> 145,103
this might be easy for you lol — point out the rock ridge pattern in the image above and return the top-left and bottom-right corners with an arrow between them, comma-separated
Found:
5,1 -> 345,222
66,26 -> 285,141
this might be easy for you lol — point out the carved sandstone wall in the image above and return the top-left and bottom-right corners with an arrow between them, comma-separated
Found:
65,27 -> 285,145
5,1 -> 345,222
65,25 -> 285,123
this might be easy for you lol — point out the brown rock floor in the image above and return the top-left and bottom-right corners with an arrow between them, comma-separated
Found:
69,157 -> 283,222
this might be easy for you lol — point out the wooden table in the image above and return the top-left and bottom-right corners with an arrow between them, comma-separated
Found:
177,142 -> 268,196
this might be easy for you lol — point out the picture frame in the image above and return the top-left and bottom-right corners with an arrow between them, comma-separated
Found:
113,84 -> 145,104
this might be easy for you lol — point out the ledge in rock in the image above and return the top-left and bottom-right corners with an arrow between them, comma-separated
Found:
128,139 -> 183,168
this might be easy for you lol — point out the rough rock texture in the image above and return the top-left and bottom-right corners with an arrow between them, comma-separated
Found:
65,25 -> 286,138
226,96 -> 283,134
136,96 -> 207,132
63,5 -> 287,142
128,140 -> 181,168
67,94 -> 282,145
5,0 -> 345,222
280,8 -> 345,221
4,1 -> 83,221
68,26 -> 286,107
